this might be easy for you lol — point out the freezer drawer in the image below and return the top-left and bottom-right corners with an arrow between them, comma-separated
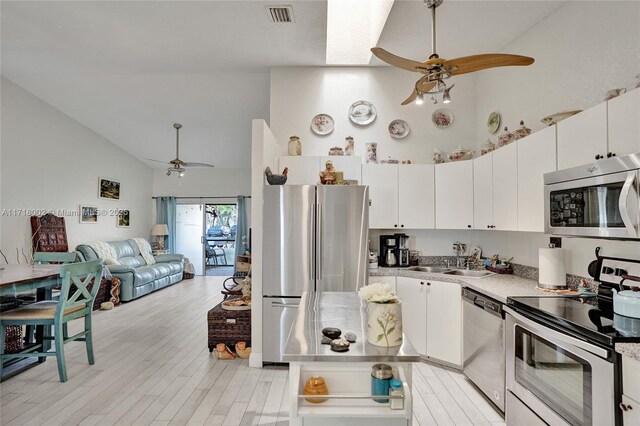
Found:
263,297 -> 301,363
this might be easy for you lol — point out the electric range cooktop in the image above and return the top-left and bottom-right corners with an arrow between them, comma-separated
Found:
508,254 -> 640,349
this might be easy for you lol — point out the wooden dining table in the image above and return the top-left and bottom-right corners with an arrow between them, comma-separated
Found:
1,264 -> 62,379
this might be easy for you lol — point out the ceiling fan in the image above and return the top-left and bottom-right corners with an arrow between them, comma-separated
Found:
147,123 -> 214,177
371,0 -> 535,105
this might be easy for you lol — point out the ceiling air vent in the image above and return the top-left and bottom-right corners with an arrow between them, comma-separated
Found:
266,5 -> 295,23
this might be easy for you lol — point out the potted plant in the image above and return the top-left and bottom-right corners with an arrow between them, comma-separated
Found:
358,282 -> 402,347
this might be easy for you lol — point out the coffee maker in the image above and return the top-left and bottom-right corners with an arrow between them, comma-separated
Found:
379,235 -> 398,267
397,234 -> 410,267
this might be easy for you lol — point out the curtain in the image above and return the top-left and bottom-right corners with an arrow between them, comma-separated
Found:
156,196 -> 177,253
234,195 -> 247,274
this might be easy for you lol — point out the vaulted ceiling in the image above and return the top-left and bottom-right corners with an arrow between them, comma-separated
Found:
1,0 -> 564,169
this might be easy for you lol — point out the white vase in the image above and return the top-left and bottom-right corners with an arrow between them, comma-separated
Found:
366,301 -> 403,347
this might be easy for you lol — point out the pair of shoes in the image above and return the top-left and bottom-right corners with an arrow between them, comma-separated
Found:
215,343 -> 236,360
235,341 -> 252,359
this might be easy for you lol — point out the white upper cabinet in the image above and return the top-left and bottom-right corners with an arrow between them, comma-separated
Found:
320,156 -> 363,183
492,143 -> 518,231
435,161 -> 474,230
362,164 -> 399,229
396,277 -> 427,355
279,156 -> 321,185
426,280 -> 462,366
608,88 -> 640,158
556,102 -> 608,169
517,126 -> 557,232
398,165 -> 435,229
473,153 -> 493,230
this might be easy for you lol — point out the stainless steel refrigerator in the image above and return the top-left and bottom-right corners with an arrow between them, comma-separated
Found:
262,185 -> 369,363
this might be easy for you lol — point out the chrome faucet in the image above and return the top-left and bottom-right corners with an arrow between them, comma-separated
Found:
453,241 -> 466,268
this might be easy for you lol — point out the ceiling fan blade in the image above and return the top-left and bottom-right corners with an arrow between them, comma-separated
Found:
401,90 -> 419,106
371,47 -> 429,73
146,158 -> 169,164
183,162 -> 214,168
444,54 -> 534,76
400,78 -> 437,105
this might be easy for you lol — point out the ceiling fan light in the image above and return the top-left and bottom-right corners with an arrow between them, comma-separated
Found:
178,172 -> 185,178
166,169 -> 171,176
443,91 -> 451,104
415,93 -> 424,105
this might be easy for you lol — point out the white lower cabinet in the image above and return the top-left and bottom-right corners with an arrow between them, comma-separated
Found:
426,280 -> 462,366
395,277 -> 427,355
621,394 -> 640,425
395,277 -> 462,366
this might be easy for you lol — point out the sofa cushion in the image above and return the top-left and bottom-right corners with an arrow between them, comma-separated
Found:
152,263 -> 172,278
134,266 -> 157,286
165,262 -> 183,275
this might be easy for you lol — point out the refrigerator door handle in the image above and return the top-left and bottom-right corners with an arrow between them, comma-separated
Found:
308,203 -> 314,281
317,203 -> 323,280
271,302 -> 300,308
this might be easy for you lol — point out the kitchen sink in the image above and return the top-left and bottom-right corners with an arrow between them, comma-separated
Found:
443,269 -> 494,278
406,265 -> 451,273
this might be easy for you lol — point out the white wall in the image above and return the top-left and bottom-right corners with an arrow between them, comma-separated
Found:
475,1 -> 640,143
0,77 -> 153,257
152,168 -> 251,197
270,67 -> 477,164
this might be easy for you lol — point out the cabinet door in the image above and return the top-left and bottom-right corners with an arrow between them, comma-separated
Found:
492,143 -> 518,231
396,277 -> 426,355
608,88 -> 640,158
426,280 -> 461,366
279,156 -> 321,185
371,275 -> 397,293
557,102 -> 608,169
320,156 -> 363,183
362,164 -> 399,229
518,126 -> 557,232
398,164 -> 435,229
621,395 -> 640,426
473,153 -> 493,230
435,161 -> 474,230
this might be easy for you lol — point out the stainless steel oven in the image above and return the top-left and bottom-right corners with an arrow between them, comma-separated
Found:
505,307 -> 615,426
544,152 -> 640,239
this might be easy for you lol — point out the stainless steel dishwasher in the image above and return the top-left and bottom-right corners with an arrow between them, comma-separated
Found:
462,287 -> 505,412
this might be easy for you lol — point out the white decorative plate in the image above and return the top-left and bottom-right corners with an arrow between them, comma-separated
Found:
310,114 -> 334,135
432,109 -> 454,129
388,119 -> 410,139
348,100 -> 377,125
487,111 -> 501,134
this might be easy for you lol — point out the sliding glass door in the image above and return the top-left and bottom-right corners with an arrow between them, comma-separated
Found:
175,204 -> 205,275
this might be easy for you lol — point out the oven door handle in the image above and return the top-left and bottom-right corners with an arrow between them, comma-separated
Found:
619,171 -> 639,238
504,306 -> 611,359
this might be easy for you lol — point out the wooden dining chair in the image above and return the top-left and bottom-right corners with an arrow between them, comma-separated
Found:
33,252 -> 78,264
0,259 -> 104,382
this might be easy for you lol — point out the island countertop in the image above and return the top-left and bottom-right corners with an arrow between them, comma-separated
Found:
283,291 -> 420,363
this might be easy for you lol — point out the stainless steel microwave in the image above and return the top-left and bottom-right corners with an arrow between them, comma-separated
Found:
544,153 -> 640,239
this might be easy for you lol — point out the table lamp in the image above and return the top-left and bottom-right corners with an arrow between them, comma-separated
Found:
151,224 -> 169,250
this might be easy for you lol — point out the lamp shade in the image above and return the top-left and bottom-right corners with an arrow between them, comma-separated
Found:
151,224 -> 169,236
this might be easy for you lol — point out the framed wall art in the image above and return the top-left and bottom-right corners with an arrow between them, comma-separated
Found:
99,177 -> 120,200
79,205 -> 98,224
116,210 -> 130,228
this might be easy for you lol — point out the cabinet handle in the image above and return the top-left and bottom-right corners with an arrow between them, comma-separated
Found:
487,225 -> 490,229
607,152 -> 613,158
620,403 -> 633,411
467,225 -> 472,228
400,224 -> 404,228
394,224 -> 398,228
595,154 -> 602,160
426,282 -> 431,286
420,281 -> 424,286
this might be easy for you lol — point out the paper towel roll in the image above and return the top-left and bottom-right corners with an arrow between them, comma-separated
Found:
539,248 -> 566,289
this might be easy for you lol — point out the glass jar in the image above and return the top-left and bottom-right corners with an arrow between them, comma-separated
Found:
389,378 -> 404,410
371,363 -> 393,403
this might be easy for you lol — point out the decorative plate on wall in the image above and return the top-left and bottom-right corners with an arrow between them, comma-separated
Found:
348,101 -> 377,125
388,119 -> 410,139
432,109 -> 454,129
310,114 -> 335,135
487,111 -> 501,134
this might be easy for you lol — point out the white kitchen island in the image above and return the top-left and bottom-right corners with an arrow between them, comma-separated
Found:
283,292 -> 420,426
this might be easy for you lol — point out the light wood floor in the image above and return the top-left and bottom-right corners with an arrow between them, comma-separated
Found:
0,277 -> 504,426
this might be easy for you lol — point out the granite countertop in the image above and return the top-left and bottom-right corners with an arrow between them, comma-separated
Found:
616,342 -> 640,362
282,291 -> 420,363
370,267 -> 550,303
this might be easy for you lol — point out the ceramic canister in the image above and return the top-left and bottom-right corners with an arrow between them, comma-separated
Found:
371,364 -> 393,403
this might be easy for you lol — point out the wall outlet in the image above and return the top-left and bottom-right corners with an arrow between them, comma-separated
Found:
550,237 -> 562,248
